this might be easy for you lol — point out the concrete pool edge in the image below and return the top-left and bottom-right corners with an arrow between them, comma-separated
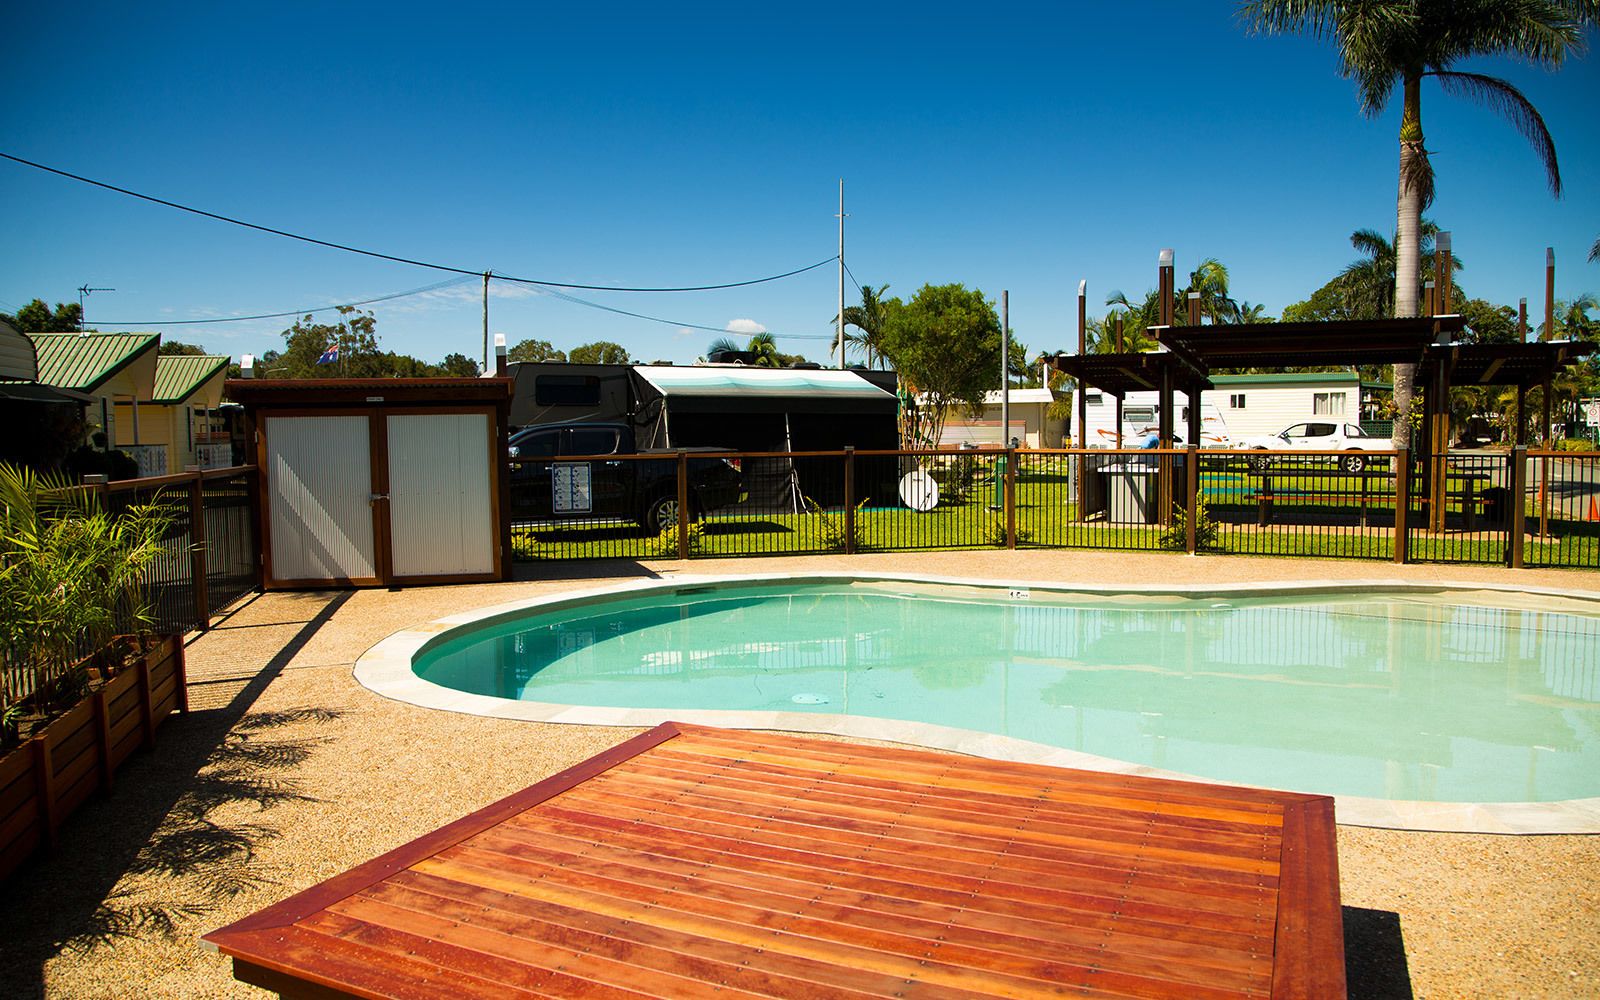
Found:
353,571 -> 1600,835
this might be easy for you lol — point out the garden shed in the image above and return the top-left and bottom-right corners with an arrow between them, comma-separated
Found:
226,377 -> 513,589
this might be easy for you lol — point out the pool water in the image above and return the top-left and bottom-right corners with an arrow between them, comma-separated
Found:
413,580 -> 1600,803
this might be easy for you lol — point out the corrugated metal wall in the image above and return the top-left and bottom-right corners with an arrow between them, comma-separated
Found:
387,413 -> 494,577
265,415 -> 376,581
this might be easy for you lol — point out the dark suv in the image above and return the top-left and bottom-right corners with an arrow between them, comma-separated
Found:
507,422 -> 743,532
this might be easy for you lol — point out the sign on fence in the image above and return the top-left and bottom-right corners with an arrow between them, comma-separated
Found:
552,462 -> 593,513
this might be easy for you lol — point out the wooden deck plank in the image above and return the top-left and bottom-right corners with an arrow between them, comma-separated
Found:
459,826 -> 1276,985
204,723 -> 1343,1000
500,811 -> 1278,935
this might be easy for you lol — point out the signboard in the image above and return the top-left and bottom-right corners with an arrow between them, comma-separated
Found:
1585,398 -> 1600,428
552,462 -> 593,513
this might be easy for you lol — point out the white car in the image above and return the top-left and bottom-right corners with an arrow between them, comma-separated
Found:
1242,421 -> 1393,473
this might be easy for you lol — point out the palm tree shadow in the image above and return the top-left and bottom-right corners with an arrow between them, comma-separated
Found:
0,592 -> 353,996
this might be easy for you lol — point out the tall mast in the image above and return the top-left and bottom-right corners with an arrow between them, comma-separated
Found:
836,179 -> 847,369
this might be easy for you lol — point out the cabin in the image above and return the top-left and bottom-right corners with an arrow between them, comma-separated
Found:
928,387 -> 1066,448
27,332 -> 160,461
113,353 -> 233,475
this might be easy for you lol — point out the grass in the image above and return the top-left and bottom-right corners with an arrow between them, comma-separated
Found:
508,466 -> 1596,570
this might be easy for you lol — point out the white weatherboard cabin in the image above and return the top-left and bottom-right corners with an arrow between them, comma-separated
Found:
928,388 -> 1066,448
1073,372 -> 1390,447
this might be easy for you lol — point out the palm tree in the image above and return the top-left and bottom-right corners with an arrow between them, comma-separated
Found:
705,336 -> 740,358
746,331 -> 782,368
1590,236 -> 1599,263
1240,1 -> 1593,447
831,283 -> 893,368
1231,301 -> 1274,324
1180,258 -> 1237,324
1339,220 -> 1463,320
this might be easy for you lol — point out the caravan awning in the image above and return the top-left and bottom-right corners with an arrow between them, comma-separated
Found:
632,365 -> 897,414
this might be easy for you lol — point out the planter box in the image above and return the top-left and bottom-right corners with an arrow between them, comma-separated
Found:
0,635 -> 186,883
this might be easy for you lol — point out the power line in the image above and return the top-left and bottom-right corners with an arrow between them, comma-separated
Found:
87,276 -> 476,326
0,151 -> 838,292
843,260 -> 866,296
540,286 -> 835,341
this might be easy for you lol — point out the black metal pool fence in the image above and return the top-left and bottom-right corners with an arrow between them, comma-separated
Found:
509,446 -> 1599,570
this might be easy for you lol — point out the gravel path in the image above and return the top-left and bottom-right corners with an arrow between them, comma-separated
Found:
4,550 -> 1597,999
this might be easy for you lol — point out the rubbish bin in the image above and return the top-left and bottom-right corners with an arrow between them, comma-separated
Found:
1102,463 -> 1159,524
1480,486 -> 1509,529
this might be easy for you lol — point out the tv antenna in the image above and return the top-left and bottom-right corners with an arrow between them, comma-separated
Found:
77,284 -> 114,333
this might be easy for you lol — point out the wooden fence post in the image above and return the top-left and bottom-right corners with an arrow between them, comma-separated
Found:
843,448 -> 856,555
1185,445 -> 1199,554
676,452 -> 690,560
1004,448 -> 1017,549
1509,446 -> 1527,569
1392,449 -> 1409,564
187,471 -> 211,632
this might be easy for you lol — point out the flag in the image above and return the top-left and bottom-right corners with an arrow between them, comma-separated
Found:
316,343 -> 340,365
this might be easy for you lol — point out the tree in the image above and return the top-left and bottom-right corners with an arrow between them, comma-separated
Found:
1591,236 -> 1600,263
1179,258 -> 1237,324
568,341 -> 629,365
831,283 -> 894,368
507,338 -> 566,363
3,298 -> 83,333
1240,0 -> 1593,448
877,283 -> 1004,449
705,336 -> 741,358
1458,299 -> 1519,345
746,332 -> 782,368
437,353 -> 480,378
278,307 -> 383,378
157,340 -> 209,356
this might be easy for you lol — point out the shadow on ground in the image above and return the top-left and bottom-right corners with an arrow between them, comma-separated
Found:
510,558 -> 662,582
0,591 -> 352,999
1344,905 -> 1414,999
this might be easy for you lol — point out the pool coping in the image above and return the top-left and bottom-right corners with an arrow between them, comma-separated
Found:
353,571 -> 1600,835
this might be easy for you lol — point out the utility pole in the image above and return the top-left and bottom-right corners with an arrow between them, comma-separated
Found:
1000,291 -> 1010,448
482,271 -> 491,374
836,180 -> 847,369
77,284 -> 113,334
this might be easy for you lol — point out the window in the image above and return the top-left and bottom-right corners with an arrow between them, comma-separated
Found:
512,430 -> 560,458
567,427 -> 620,456
1228,393 -> 1246,409
1312,391 -> 1346,416
1084,392 -> 1103,406
1124,405 -> 1155,424
535,375 -> 601,407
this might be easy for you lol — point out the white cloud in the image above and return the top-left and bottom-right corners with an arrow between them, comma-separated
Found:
673,326 -> 694,339
725,318 -> 766,335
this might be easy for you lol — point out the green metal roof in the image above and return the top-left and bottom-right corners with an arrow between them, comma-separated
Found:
28,332 -> 159,392
150,354 -> 231,403
1210,372 -> 1360,385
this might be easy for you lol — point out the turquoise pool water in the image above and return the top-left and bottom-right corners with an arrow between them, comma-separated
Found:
413,580 -> 1600,803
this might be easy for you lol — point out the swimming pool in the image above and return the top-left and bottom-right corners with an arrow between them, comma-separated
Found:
359,574 -> 1600,832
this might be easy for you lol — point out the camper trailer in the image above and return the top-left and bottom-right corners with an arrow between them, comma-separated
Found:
1072,390 -> 1231,448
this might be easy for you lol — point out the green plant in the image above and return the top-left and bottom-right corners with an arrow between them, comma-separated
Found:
1554,438 -> 1595,453
1159,498 -> 1220,552
644,522 -> 703,558
0,463 -> 177,721
982,516 -> 1031,548
804,497 -> 868,553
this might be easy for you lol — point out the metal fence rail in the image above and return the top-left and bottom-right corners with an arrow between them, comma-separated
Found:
508,445 -> 1596,572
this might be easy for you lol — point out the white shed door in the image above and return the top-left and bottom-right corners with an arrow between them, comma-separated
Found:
265,415 -> 376,582
386,413 -> 494,577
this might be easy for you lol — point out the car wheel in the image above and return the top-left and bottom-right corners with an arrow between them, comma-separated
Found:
1341,452 -> 1366,474
1248,451 -> 1269,473
642,494 -> 685,535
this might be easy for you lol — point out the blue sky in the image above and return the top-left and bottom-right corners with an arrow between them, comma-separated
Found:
2,2 -> 1596,369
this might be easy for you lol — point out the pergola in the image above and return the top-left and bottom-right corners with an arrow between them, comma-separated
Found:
1050,315 -> 1595,529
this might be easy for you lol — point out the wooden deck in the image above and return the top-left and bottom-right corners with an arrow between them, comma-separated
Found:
202,723 -> 1345,999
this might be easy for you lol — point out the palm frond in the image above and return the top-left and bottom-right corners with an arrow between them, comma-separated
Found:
1431,70 -> 1562,195
1590,236 -> 1600,263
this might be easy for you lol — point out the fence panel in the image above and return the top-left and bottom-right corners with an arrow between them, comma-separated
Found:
1206,449 -> 1398,560
201,468 -> 260,615
104,476 -> 198,635
1523,451 -> 1600,570
1019,449 -> 1168,552
1405,451 -> 1512,566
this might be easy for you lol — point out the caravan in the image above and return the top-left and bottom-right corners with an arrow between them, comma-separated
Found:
1072,389 -> 1230,448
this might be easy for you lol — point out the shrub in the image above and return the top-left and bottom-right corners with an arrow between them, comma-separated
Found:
982,516 -> 1031,548
0,463 -> 176,744
645,522 -> 703,558
1554,437 -> 1595,452
804,497 -> 868,553
1159,497 -> 1220,552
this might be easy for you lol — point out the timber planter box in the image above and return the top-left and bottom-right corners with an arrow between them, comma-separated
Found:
0,634 -> 187,882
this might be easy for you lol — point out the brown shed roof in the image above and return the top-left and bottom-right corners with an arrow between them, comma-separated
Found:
203,723 -> 1344,999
